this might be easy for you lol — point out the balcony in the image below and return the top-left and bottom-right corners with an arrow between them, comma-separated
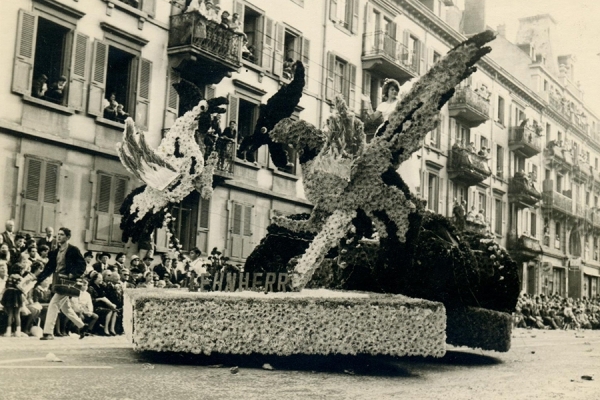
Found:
544,141 -> 573,171
507,233 -> 543,261
542,182 -> 573,216
448,87 -> 490,127
168,12 -> 242,85
362,31 -> 418,84
508,126 -> 542,158
548,93 -> 566,114
572,158 -> 592,183
508,172 -> 542,208
447,147 -> 492,186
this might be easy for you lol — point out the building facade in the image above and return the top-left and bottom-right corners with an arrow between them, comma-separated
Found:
1,0 -> 599,298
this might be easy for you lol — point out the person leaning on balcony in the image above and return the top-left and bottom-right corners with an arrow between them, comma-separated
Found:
230,13 -> 242,33
219,10 -> 231,29
31,74 -> 48,99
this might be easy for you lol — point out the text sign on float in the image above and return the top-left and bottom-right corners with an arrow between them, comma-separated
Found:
195,272 -> 290,292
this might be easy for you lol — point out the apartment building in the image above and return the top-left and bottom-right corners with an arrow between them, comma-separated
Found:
2,0 -> 598,298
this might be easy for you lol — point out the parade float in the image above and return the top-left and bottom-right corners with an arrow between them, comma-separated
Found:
121,30 -> 519,357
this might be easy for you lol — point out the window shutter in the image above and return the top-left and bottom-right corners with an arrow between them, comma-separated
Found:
205,85 -> 216,100
351,0 -> 359,33
141,0 -> 156,17
163,68 -> 180,130
199,197 -> 210,229
243,205 -> 252,236
113,177 -> 127,212
330,0 -> 338,21
439,177 -> 445,215
348,63 -> 357,111
69,32 -> 89,111
25,158 -> 42,202
43,163 -> 58,204
227,94 -> 239,125
364,2 -> 373,33
326,52 -> 335,102
419,41 -> 427,75
12,10 -> 38,95
95,174 -> 112,242
301,37 -> 310,82
232,203 -> 243,235
136,58 -> 152,131
272,23 -> 285,76
262,17 -> 274,70
88,40 -> 108,117
402,30 -> 410,65
361,70 -> 371,96
110,177 -> 127,245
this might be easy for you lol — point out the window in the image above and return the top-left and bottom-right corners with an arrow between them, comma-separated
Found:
88,40 -> 152,129
433,51 -> 441,65
429,123 -> 441,149
543,80 -> 548,91
456,121 -> 470,146
93,172 -> 128,247
496,144 -> 504,178
480,136 -> 489,152
515,155 -> 525,173
326,53 -> 357,109
407,35 -> 421,72
228,201 -> 255,260
112,0 -> 156,15
236,4 -> 274,69
426,172 -> 439,213
555,222 -> 561,249
531,164 -> 538,183
552,268 -> 565,296
494,198 -> 503,235
546,123 -> 551,145
497,96 -> 505,125
478,192 -> 487,216
556,174 -> 563,193
234,97 -> 259,162
330,0 -> 359,33
12,9 -> 87,110
169,191 -> 210,253
273,25 -> 310,81
453,184 -> 468,205
20,156 -> 60,235
558,131 -> 562,142
530,212 -> 537,237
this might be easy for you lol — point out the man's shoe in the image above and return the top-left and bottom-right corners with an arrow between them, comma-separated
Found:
79,324 -> 89,340
40,334 -> 54,341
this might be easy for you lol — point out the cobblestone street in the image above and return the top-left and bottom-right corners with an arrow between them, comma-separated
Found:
0,328 -> 598,400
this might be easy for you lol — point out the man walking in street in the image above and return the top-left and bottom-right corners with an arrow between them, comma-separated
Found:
36,227 -> 89,340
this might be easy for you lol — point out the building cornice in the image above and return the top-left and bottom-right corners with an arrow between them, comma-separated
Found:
35,0 -> 85,20
100,22 -> 149,47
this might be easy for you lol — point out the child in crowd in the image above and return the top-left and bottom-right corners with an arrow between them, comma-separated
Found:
1,269 -> 26,337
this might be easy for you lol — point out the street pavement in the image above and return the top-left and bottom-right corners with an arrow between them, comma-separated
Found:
0,328 -> 598,400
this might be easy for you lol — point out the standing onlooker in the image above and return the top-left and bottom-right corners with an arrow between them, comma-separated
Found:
36,227 -> 89,340
1,220 -> 17,251
37,227 -> 58,251
1,272 -> 26,337
153,254 -> 171,281
113,252 -> 126,274
83,251 -> 94,275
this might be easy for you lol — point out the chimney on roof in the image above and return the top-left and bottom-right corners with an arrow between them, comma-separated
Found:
463,0 -> 487,35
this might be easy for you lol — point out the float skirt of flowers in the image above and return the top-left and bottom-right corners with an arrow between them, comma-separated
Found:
124,289 -> 447,357
446,307 -> 513,352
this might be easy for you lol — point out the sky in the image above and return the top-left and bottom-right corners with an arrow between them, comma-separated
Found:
484,0 -> 600,115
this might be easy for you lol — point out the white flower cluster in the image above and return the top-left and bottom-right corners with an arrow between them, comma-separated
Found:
130,104 -> 207,221
126,290 -> 447,357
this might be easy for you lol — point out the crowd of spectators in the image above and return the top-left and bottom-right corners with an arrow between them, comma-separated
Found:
0,217 -> 241,338
514,292 -> 600,330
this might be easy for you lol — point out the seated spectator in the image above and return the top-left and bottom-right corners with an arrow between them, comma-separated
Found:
113,252 -> 127,274
45,76 -> 67,105
87,271 -> 118,336
20,261 -> 43,335
153,254 -> 171,281
120,269 -> 135,289
31,74 -> 48,99
93,252 -> 111,273
0,243 -> 10,264
70,279 -> 98,337
104,272 -> 124,335
84,251 -> 94,275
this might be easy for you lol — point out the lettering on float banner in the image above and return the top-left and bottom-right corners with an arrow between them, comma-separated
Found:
196,272 -> 290,293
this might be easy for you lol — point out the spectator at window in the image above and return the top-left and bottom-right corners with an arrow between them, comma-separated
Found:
87,271 -> 117,336
45,76 -> 67,105
466,206 -> 477,222
217,121 -> 236,170
283,58 -> 295,80
31,74 -> 48,99
115,104 -> 130,124
103,93 -> 119,121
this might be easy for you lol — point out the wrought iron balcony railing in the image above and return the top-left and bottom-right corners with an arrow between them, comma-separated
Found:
509,125 -> 542,158
361,31 -> 418,82
448,86 -> 490,127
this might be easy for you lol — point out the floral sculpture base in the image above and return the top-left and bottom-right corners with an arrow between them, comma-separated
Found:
446,307 -> 513,352
123,289 -> 447,358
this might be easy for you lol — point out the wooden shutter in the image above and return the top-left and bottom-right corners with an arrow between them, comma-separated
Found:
364,2 -> 373,33
110,177 -> 126,244
351,0 -> 359,33
419,41 -> 426,75
301,37 -> 310,81
242,205 -> 254,258
197,197 -> 210,252
262,17 -> 274,70
135,58 -> 152,131
348,63 -> 357,110
69,32 -> 89,111
141,0 -> 156,17
330,0 -> 338,21
12,10 -> 38,95
163,68 -> 180,130
326,52 -> 335,102
95,174 -> 112,242
361,70 -> 371,114
22,158 -> 59,234
227,94 -> 239,125
88,40 -> 108,117
272,23 -> 285,76
205,85 -> 216,100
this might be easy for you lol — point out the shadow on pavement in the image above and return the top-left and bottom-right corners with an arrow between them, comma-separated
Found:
135,349 -> 502,377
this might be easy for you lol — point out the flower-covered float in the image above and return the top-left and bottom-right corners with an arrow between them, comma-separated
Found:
121,30 -> 518,357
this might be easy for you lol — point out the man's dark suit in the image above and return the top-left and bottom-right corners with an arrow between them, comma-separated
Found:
38,244 -> 86,286
37,236 -> 58,251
